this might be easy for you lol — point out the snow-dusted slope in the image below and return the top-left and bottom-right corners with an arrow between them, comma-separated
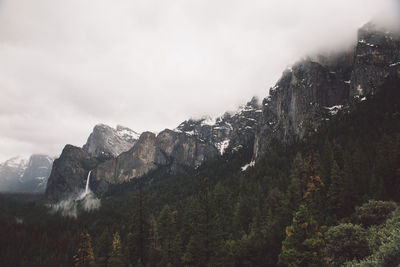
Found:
174,97 -> 262,155
0,155 -> 53,192
83,124 -> 140,158
0,156 -> 28,190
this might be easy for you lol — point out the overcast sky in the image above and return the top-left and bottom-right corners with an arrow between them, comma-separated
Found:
0,0 -> 398,161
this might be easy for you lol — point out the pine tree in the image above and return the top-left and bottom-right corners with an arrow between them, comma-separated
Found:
341,151 -> 358,215
73,232 -> 95,267
369,174 -> 385,200
127,180 -> 150,266
157,205 -> 178,266
319,138 -> 334,188
108,232 -> 124,267
182,178 -> 216,266
295,154 -> 327,223
278,205 -> 324,267
327,160 -> 345,219
94,228 -> 112,267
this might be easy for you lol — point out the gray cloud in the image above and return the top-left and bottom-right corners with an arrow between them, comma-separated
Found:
0,0 -> 398,161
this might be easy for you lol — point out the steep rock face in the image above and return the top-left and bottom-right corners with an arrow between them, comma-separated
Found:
45,145 -> 101,200
92,132 -> 160,190
82,124 -> 140,158
19,155 -> 53,192
253,21 -> 400,160
175,97 -> 262,154
254,60 -> 350,159
91,130 -> 218,194
156,129 -> 218,171
46,124 -> 219,198
0,156 -> 28,191
350,23 -> 400,97
0,155 -> 53,192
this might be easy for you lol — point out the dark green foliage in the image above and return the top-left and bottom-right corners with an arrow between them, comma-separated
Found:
94,228 -> 112,267
344,208 -> 400,266
278,204 -> 324,267
327,160 -> 345,219
157,205 -> 180,266
353,200 -> 397,227
324,223 -> 370,266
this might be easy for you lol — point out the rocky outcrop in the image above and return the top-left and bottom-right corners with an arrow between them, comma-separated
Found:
46,123 -> 219,199
253,60 -> 351,159
89,99 -> 260,195
175,97 -> 262,154
83,124 -> 140,158
19,155 -> 54,192
45,145 -> 101,200
350,22 -> 400,97
91,130 -> 218,194
253,21 -> 400,161
46,123 -> 140,200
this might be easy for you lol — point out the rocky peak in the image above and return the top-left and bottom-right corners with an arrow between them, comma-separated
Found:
1,156 -> 28,170
175,97 -> 262,155
253,21 -> 400,161
253,57 -> 351,159
350,22 -> 400,97
83,124 -> 140,158
116,125 -> 141,143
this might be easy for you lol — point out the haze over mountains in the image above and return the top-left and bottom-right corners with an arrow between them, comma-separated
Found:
0,124 -> 141,193
0,154 -> 53,192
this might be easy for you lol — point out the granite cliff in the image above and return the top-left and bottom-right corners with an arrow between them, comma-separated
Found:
253,21 -> 400,160
83,124 -> 140,158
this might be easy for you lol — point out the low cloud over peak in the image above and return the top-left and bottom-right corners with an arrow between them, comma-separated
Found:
0,0 -> 397,161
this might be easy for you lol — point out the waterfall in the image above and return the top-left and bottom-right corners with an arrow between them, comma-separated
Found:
78,170 -> 92,200
85,170 -> 91,195
49,169 -> 100,217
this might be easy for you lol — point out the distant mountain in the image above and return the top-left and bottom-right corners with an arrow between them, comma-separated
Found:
0,154 -> 53,192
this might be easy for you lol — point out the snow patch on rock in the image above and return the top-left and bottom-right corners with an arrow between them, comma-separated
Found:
216,140 -> 230,155
324,105 -> 344,115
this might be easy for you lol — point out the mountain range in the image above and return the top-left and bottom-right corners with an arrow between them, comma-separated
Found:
44,20 -> 400,201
